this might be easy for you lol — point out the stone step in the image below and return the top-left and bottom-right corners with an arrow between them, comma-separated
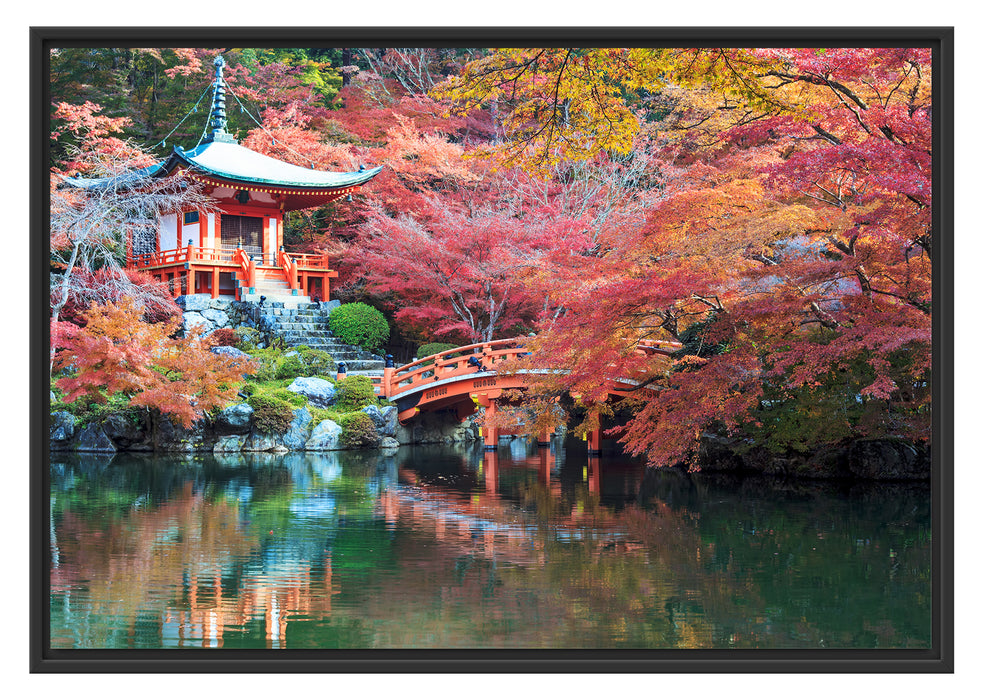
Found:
338,360 -> 386,371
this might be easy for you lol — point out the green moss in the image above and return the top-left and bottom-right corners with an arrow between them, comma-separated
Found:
234,326 -> 263,352
338,412 -> 380,448
247,394 -> 295,434
295,345 -> 336,376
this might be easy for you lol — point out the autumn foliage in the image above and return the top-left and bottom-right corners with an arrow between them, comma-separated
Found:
49,46 -> 934,468
52,299 -> 255,429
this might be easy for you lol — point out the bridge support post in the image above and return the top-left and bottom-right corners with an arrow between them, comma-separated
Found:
482,400 -> 500,451
587,427 -> 602,455
537,431 -> 551,447
587,455 -> 601,494
483,450 -> 499,494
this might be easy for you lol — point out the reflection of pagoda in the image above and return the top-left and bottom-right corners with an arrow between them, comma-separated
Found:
62,55 -> 381,305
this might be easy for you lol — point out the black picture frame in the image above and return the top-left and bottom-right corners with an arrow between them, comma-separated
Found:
31,26 -> 954,673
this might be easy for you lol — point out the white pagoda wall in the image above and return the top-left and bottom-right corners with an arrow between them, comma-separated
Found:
160,213 -> 178,251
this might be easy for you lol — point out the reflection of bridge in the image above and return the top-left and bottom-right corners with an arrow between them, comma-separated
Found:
366,338 -> 680,452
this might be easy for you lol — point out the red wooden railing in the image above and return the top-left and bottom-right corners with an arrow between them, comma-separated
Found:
130,246 -> 333,272
382,338 -> 529,399
378,337 -> 683,400
278,249 -> 300,291
234,247 -> 255,290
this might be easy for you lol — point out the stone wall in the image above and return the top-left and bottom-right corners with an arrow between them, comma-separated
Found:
50,402 -> 481,455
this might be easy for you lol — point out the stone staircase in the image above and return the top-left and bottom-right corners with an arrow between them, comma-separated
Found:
256,301 -> 387,374
238,266 -> 311,307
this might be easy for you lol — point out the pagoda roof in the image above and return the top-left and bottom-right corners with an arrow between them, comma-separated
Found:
59,143 -> 382,193
59,55 -> 381,199
172,141 -> 383,190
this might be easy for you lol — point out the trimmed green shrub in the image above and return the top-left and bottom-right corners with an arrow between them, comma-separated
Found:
334,375 -> 378,412
338,412 -> 380,448
295,345 -> 336,376
247,394 -> 295,434
328,303 -> 389,352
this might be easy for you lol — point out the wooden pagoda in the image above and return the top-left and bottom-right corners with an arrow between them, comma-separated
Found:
60,55 -> 382,305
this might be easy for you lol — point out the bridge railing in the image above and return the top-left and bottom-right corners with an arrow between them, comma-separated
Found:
385,338 -> 529,399
380,337 -> 683,400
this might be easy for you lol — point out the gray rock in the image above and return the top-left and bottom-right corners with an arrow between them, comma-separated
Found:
211,345 -> 251,362
74,424 -> 116,453
287,377 -> 337,408
282,407 -> 313,450
214,403 -> 254,434
155,416 -> 206,452
362,406 -> 396,437
305,419 -> 343,451
209,298 -> 232,310
243,431 -> 280,452
201,308 -> 230,327
847,439 -> 929,480
213,435 -> 246,453
50,411 -> 76,442
182,311 -> 211,330
379,436 -> 399,449
100,412 -> 151,450
177,294 -> 212,312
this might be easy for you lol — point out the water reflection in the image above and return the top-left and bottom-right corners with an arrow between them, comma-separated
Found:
49,441 -> 931,649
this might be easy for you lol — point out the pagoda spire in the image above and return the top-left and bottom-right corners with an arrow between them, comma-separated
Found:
204,55 -> 237,144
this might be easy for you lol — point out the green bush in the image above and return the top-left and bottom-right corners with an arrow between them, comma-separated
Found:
247,394 -> 295,434
329,303 -> 389,352
234,326 -> 263,352
334,375 -> 378,412
338,412 -> 380,448
274,353 -> 306,380
52,391 -> 136,428
269,387 -> 307,408
295,345 -> 336,376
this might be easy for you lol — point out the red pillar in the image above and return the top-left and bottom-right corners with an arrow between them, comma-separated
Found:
483,401 -> 500,451
587,426 -> 602,455
538,450 -> 551,486
587,455 -> 601,494
211,268 -> 220,299
537,431 -> 551,446
483,450 -> 499,494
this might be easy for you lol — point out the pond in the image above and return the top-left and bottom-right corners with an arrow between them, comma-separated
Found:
48,440 -> 931,649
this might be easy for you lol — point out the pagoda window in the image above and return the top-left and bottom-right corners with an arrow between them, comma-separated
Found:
132,227 -> 157,261
222,214 -> 263,257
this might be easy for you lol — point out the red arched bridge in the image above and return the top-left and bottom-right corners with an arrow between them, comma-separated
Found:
344,338 -> 680,452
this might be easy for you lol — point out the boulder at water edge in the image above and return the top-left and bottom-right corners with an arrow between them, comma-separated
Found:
213,435 -> 246,453
74,424 -> 116,453
362,405 -> 399,438
282,407 -> 313,450
50,411 -> 76,444
306,419 -> 343,451
214,403 -> 254,434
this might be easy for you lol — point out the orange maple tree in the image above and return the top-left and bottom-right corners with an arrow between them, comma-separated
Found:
53,298 -> 255,431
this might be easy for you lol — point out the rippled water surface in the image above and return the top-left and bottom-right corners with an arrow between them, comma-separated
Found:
49,441 -> 931,649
